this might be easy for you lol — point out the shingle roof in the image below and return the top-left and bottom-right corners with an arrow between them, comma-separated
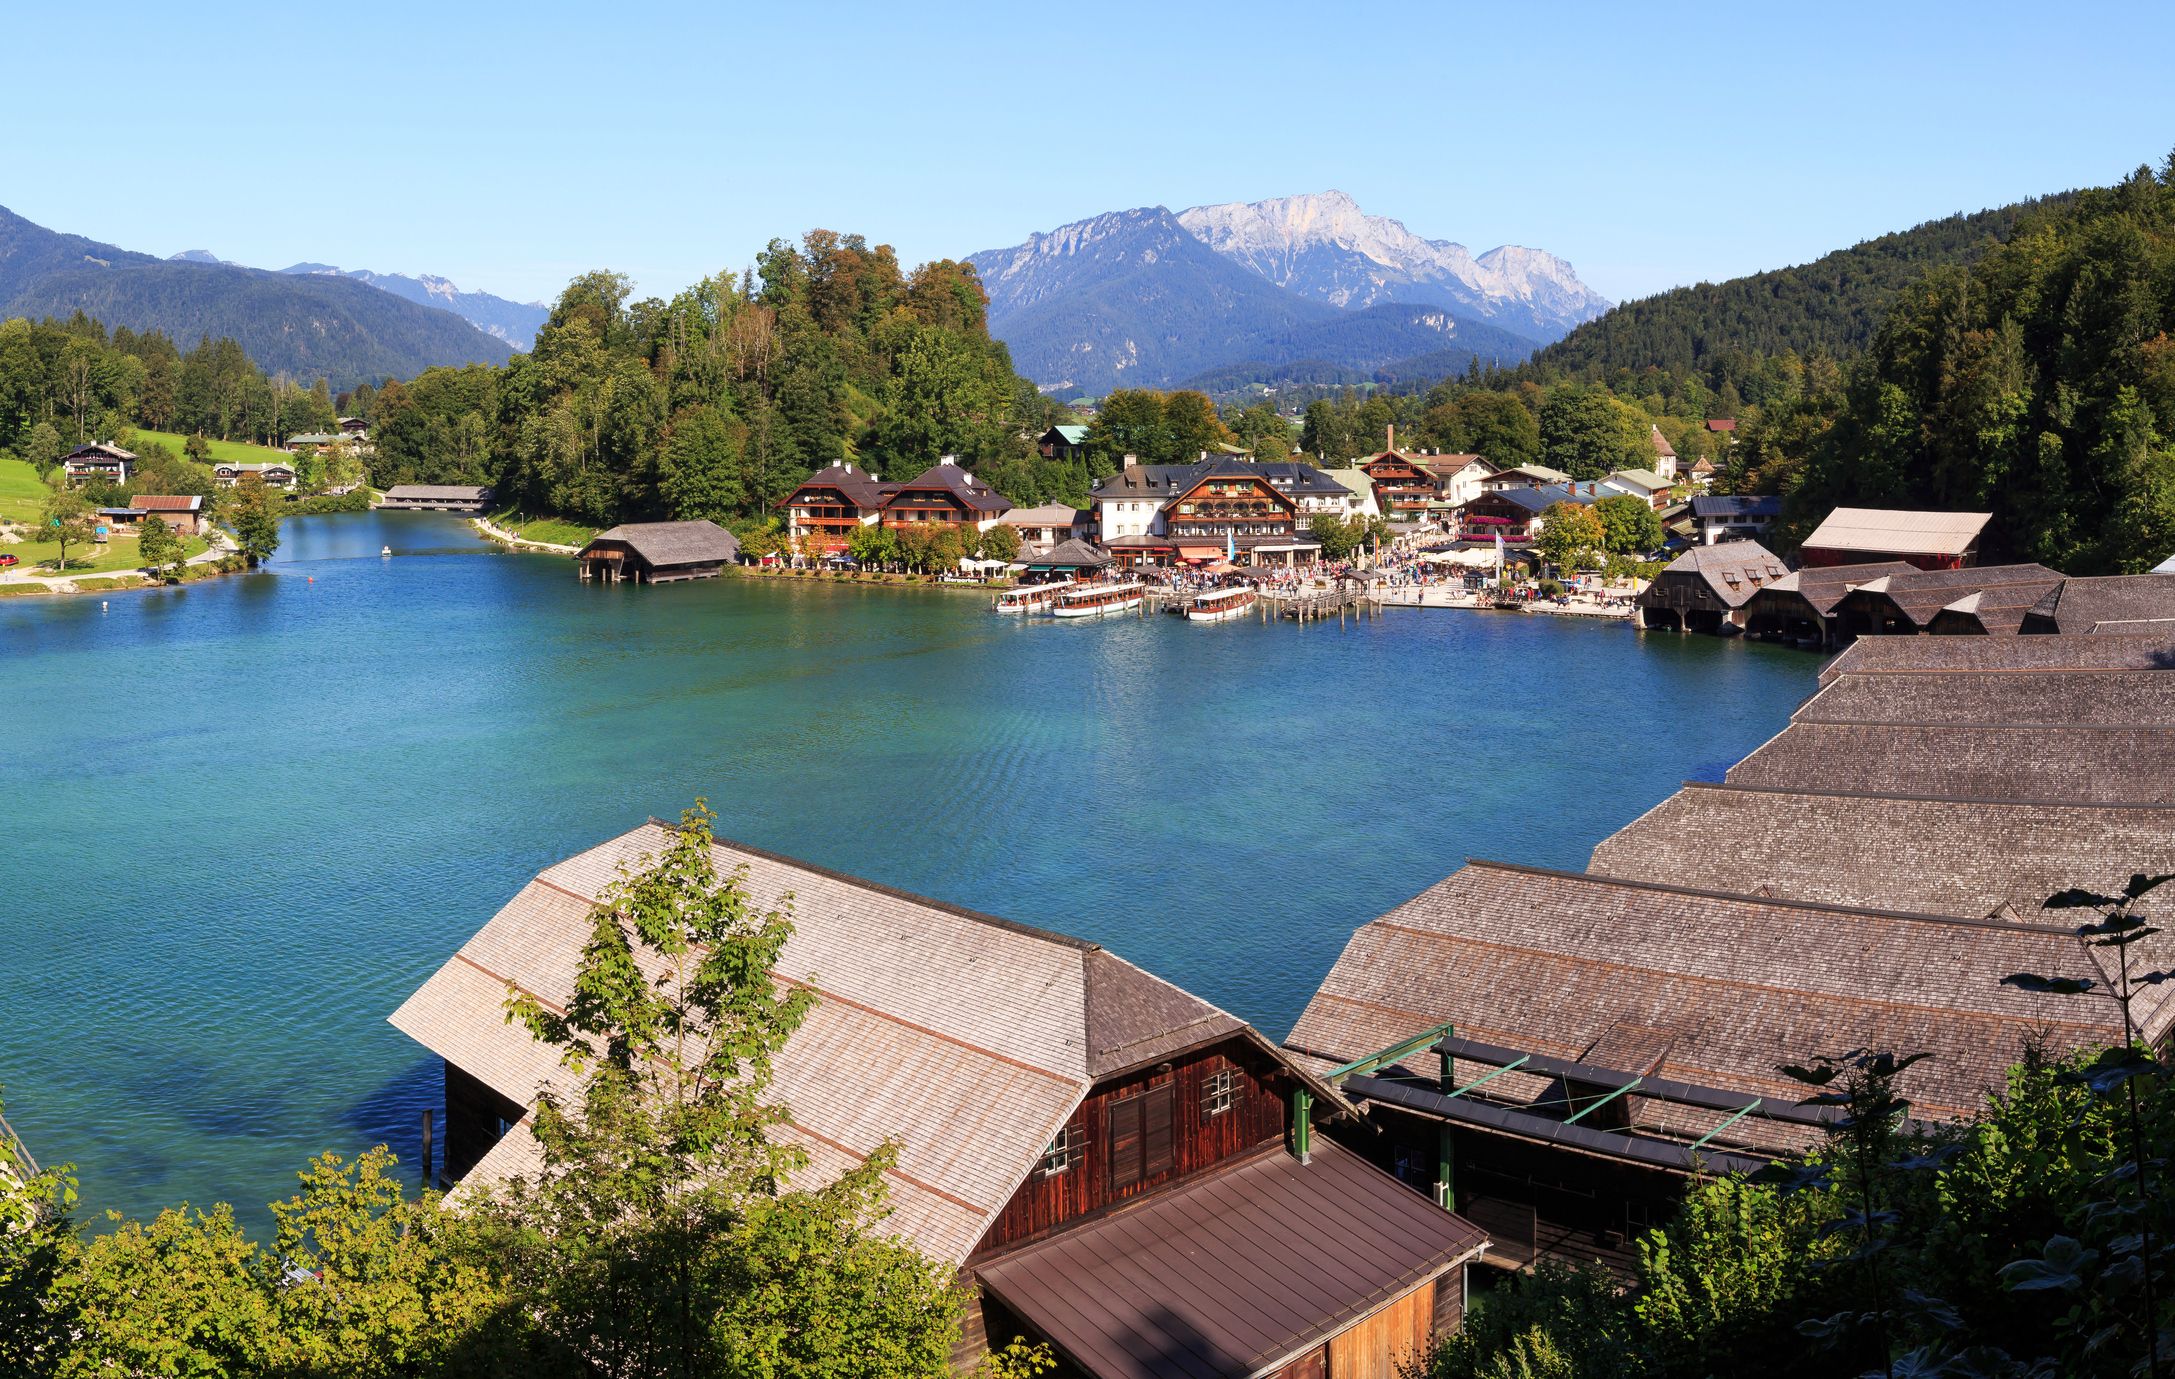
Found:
783,463 -> 889,509
976,1140 -> 1483,1379
2022,574 -> 2175,635
1283,861 -> 2148,1128
1650,541 -> 1788,608
1590,781 -> 2175,921
1650,425 -> 1677,459
1796,669 -> 2175,727
1817,630 -> 2175,683
1802,507 -> 1991,557
1840,563 -> 2063,630
1032,538 -> 1113,568
578,520 -> 740,567
1724,721 -> 2175,803
1002,503 -> 1083,527
1746,561 -> 1920,621
382,484 -> 492,501
389,823 -> 1262,1264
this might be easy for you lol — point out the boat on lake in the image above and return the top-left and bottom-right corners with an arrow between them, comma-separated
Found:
1048,581 -> 1146,619
991,579 -> 1074,614
1185,586 -> 1256,623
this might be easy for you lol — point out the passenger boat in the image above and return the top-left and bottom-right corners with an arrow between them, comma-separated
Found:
1184,586 -> 1256,623
991,579 -> 1073,614
1048,581 -> 1146,619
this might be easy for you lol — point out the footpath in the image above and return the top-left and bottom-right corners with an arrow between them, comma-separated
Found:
0,531 -> 240,596
471,516 -> 580,554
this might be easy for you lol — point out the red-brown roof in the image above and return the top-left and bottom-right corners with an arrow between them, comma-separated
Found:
975,1139 -> 1483,1379
1706,418 -> 1738,433
128,494 -> 203,512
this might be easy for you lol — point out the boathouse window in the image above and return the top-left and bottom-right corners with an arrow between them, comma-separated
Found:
1203,1068 -> 1236,1118
1106,1082 -> 1176,1190
1039,1125 -> 1075,1177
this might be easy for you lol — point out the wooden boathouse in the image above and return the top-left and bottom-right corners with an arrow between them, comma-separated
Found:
576,520 -> 741,583
1635,541 -> 1786,633
1289,631 -> 2175,1275
391,823 -> 1489,1378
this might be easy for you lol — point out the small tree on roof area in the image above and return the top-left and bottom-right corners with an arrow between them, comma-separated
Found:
489,799 -> 999,1379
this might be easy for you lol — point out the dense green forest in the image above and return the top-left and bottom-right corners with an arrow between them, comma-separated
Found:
0,313 -> 340,460
364,232 -> 1098,524
1538,195 -> 2075,382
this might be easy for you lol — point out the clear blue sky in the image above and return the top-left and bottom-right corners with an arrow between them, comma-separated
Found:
4,0 -> 2170,309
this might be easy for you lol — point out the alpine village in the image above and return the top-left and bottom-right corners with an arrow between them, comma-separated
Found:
6,12 -> 2175,1379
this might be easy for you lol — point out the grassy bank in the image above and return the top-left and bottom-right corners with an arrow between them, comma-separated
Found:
0,457 -> 46,525
486,510 -> 597,546
4,532 -> 211,575
127,429 -> 291,466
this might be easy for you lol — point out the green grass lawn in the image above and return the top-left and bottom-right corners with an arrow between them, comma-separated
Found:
489,509 -> 597,546
1,532 -> 210,577
0,457 -> 47,525
127,429 -> 291,466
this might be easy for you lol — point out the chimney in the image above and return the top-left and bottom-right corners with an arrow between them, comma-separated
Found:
940,454 -> 958,466
1123,453 -> 1138,469
1386,423 -> 1396,453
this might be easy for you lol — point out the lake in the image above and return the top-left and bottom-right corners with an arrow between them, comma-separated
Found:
0,511 -> 1817,1223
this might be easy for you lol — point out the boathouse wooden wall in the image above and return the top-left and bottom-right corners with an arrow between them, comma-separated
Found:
1347,1105 -> 1679,1278
443,1062 -> 525,1181
1326,1281 -> 1436,1379
973,1037 -> 1289,1256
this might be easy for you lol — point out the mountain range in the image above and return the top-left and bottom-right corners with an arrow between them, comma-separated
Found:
273,263 -> 548,349
0,205 -> 513,389
966,191 -> 1611,395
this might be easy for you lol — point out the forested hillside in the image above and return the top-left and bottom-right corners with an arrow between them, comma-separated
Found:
368,232 -> 1083,524
1540,195 -> 2073,380
0,205 -> 513,388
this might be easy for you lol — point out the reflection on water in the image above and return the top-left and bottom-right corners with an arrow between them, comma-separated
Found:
0,512 -> 1817,1223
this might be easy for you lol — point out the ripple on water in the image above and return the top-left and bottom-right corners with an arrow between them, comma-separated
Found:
0,511 -> 1818,1225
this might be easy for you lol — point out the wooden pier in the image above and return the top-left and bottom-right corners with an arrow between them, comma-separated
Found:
1274,586 -> 1376,624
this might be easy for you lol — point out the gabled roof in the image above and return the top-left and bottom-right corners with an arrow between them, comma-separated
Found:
382,484 -> 491,501
1495,463 -> 1572,485
1651,541 -> 1787,607
1841,563 -> 2062,630
976,1139 -> 1483,1379
1604,468 -> 1671,492
1091,464 -> 1200,499
886,462 -> 1011,513
1317,468 -> 1376,500
1284,860 -> 2152,1129
1033,537 -> 1113,569
63,441 -> 136,462
1746,560 -> 1918,618
1817,629 -> 2175,683
1689,494 -> 1781,520
783,463 -> 889,510
1043,424 -> 1089,446
1591,780 -> 2175,923
1002,503 -> 1083,527
1802,507 -> 1991,557
1725,720 -> 2175,804
389,823 -> 1324,1265
1705,418 -> 1738,433
2021,574 -> 2175,635
1649,425 -> 1677,458
128,494 -> 203,512
1423,453 -> 1493,479
579,520 -> 740,566
216,461 -> 295,473
1797,668 -> 2175,728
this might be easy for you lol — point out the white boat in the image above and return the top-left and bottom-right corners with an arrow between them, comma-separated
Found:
1048,580 -> 1146,619
991,579 -> 1073,613
381,546 -> 393,557
1185,586 -> 1256,623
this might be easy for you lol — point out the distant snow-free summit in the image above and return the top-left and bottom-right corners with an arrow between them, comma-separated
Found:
966,191 -> 1609,395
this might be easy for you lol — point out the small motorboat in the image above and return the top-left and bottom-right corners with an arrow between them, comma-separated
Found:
381,546 -> 393,557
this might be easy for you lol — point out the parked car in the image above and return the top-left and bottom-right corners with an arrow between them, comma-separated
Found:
0,553 -> 17,568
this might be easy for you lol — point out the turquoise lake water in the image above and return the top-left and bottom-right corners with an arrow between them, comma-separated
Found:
0,512 -> 1817,1223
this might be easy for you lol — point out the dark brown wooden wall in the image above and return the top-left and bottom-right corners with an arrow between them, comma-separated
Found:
973,1039 -> 1290,1257
443,1061 -> 525,1181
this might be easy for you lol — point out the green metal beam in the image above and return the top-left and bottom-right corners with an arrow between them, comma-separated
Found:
1686,1100 -> 1761,1153
1293,1089 -> 1312,1163
1562,1077 -> 1643,1125
1443,1055 -> 1529,1100
1325,1020 -> 1458,1085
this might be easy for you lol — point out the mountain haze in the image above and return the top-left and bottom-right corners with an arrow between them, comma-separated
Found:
0,205 -> 512,388
968,192 -> 1602,394
278,263 -> 549,350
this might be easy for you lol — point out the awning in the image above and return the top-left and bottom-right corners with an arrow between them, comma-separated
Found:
975,1140 -> 1484,1379
1178,545 -> 1221,558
